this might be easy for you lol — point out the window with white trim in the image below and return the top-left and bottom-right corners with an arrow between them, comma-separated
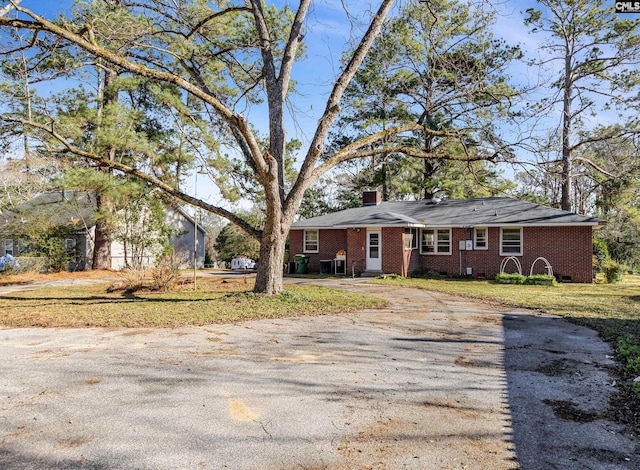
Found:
500,227 -> 522,255
474,227 -> 488,250
421,228 -> 451,254
404,228 -> 418,250
303,230 -> 318,253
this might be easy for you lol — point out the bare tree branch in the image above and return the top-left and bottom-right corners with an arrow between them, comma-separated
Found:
0,0 -> 21,18
185,7 -> 251,39
0,114 -> 263,239
0,3 -> 271,179
573,156 -> 616,179
286,0 -> 395,213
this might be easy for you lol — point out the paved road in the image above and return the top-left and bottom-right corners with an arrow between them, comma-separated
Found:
0,278 -> 637,469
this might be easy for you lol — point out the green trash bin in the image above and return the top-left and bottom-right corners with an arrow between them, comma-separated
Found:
294,254 -> 310,274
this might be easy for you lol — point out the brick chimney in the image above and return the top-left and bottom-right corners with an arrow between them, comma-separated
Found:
362,190 -> 382,206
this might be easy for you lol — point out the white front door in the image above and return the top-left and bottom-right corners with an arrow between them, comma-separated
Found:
366,229 -> 382,271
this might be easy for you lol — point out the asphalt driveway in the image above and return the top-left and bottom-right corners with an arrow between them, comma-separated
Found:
0,278 -> 637,469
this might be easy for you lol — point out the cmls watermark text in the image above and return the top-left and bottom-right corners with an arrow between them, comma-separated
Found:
616,2 -> 640,12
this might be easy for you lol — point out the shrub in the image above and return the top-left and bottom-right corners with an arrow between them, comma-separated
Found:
593,238 -> 610,271
494,273 -> 526,284
495,273 -> 557,286
118,267 -> 145,292
602,260 -> 626,284
523,274 -> 557,285
152,251 -> 185,292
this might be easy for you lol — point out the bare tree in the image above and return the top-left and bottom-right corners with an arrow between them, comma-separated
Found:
525,0 -> 640,211
0,0 -> 489,294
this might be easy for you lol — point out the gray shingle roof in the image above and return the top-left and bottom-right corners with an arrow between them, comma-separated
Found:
291,197 -> 604,229
1,190 -> 208,235
0,191 -> 97,233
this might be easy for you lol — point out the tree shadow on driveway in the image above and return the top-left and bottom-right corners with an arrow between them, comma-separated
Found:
502,312 -> 638,469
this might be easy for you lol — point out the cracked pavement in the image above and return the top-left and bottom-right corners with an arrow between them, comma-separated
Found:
0,277 -> 637,469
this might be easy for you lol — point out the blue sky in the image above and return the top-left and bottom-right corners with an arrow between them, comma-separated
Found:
2,1 -> 631,207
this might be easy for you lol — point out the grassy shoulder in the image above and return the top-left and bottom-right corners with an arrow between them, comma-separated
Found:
0,276 -> 388,328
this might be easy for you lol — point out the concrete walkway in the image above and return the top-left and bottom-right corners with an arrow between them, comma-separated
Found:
0,277 -> 637,469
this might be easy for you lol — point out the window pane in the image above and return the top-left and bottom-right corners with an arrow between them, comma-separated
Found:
502,229 -> 521,253
404,233 -> 412,249
404,228 -> 418,249
421,230 -> 435,252
475,228 -> 487,248
369,232 -> 380,258
437,230 -> 450,253
304,231 -> 318,251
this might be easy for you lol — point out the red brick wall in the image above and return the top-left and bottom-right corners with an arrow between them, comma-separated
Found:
381,227 -> 403,274
347,229 -> 366,275
290,225 -> 594,282
419,226 -> 594,282
289,229 -> 347,273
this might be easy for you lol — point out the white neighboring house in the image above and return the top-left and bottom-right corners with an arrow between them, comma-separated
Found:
0,190 -> 208,271
231,255 -> 257,270
109,205 -> 208,270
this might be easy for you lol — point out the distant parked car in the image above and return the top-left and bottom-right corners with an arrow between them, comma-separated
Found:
231,256 -> 257,270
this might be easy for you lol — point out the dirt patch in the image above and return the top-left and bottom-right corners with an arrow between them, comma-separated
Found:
338,417 -> 415,464
119,330 -> 151,337
455,355 -> 499,368
469,313 -> 502,325
189,348 -> 242,357
0,269 -> 116,286
55,437 -> 91,450
422,399 -> 484,420
534,359 -> 580,377
542,399 -> 601,423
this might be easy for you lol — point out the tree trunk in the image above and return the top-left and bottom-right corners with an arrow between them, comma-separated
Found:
92,67 -> 118,269
92,192 -> 114,269
560,45 -> 573,212
253,220 -> 288,294
422,131 -> 435,200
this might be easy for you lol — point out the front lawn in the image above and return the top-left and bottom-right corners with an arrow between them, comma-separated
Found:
0,277 -> 388,328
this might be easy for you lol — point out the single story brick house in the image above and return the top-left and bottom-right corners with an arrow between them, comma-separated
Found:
289,191 -> 605,282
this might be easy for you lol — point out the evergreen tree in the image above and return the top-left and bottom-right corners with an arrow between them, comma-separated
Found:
524,0 -> 640,211
331,0 -> 521,201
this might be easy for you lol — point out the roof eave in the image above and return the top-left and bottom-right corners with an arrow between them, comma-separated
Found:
291,221 -> 603,230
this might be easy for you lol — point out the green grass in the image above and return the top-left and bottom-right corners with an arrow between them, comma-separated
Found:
0,279 -> 388,328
